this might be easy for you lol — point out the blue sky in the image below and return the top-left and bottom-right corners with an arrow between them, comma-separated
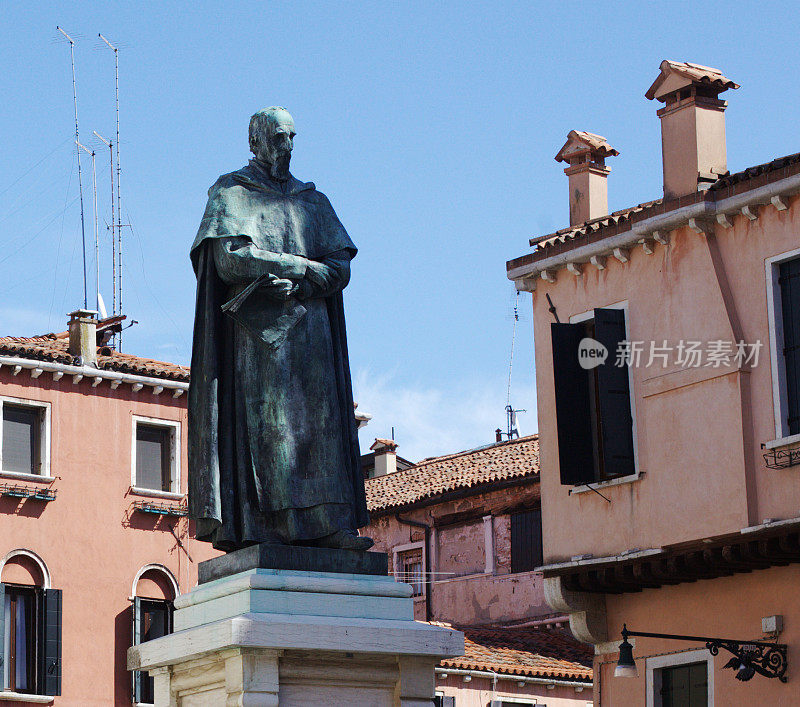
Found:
1,2 -> 798,461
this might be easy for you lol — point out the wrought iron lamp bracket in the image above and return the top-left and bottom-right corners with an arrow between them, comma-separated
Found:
706,639 -> 787,683
621,625 -> 787,683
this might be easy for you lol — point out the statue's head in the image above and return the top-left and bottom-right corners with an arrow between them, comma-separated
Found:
249,107 -> 295,181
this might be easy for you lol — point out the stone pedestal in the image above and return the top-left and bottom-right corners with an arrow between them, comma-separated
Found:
128,548 -> 463,706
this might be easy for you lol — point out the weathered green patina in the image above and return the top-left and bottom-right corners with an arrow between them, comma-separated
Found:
188,107 -> 371,552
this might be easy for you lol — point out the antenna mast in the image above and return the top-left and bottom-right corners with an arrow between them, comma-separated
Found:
99,33 -> 123,346
504,291 -> 526,440
77,142 -> 100,313
93,131 -> 115,317
57,26 -> 88,309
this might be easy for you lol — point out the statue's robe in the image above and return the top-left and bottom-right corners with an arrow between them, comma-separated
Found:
188,159 -> 369,550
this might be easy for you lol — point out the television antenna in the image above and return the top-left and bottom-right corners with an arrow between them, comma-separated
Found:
93,131 -> 116,318
98,33 -> 125,348
76,141 -> 100,315
56,26 -> 88,309
503,290 -> 526,440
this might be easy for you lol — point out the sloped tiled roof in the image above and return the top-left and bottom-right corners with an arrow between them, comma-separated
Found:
365,435 -> 539,513
0,335 -> 190,382
555,130 -> 619,163
441,624 -> 593,681
645,60 -> 739,100
513,150 -> 800,266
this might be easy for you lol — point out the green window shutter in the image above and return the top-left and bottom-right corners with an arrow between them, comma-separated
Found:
0,583 -> 5,690
39,588 -> 61,696
132,597 -> 142,703
551,323 -> 595,484
594,308 -> 635,478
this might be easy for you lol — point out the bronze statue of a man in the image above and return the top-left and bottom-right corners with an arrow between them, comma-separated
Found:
188,107 -> 372,552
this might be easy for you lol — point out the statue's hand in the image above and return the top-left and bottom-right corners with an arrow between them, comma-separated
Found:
305,261 -> 336,290
262,277 -> 297,301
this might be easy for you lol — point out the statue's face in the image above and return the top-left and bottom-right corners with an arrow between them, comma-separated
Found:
253,113 -> 295,180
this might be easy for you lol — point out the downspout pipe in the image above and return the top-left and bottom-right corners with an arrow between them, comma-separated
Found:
395,513 -> 432,622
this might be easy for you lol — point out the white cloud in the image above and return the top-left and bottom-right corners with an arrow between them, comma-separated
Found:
353,368 -> 538,463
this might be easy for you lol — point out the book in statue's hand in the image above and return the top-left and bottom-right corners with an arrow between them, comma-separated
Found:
221,273 -> 306,350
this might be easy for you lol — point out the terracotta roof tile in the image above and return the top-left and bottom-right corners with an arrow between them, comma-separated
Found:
0,335 -> 189,382
440,624 -> 593,681
646,60 -> 739,101
366,435 -> 539,513
517,150 -> 800,263
555,130 -> 619,163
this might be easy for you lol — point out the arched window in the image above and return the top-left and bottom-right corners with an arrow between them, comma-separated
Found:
0,549 -> 61,697
131,565 -> 177,705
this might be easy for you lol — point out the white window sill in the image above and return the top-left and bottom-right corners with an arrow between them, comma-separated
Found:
763,432 -> 800,450
0,471 -> 55,483
569,471 -> 645,495
130,486 -> 184,501
0,692 -> 54,704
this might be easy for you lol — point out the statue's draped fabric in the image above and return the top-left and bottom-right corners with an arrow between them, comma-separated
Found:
188,160 -> 369,550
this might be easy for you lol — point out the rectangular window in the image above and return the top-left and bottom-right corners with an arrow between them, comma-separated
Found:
0,584 -> 62,697
779,257 -> 800,436
551,307 -> 635,485
510,508 -> 543,573
398,549 -> 424,597
657,662 -> 708,707
135,423 -> 173,492
1,402 -> 46,477
132,598 -> 173,704
435,696 -> 455,707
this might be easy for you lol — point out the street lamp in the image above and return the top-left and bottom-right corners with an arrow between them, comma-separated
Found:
614,624 -> 787,682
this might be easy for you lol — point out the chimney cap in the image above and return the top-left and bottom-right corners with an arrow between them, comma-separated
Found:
646,60 -> 739,102
68,309 -> 98,320
370,438 -> 398,452
555,130 -> 619,164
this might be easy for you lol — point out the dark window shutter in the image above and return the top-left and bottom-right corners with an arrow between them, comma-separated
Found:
511,509 -> 543,573
39,588 -> 61,696
551,323 -> 595,484
780,259 -> 800,435
0,583 -> 5,688
132,597 -> 142,703
594,308 -> 635,478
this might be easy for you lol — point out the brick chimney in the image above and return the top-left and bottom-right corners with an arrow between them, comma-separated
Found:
68,309 -> 97,366
646,60 -> 739,200
370,438 -> 398,477
555,130 -> 619,226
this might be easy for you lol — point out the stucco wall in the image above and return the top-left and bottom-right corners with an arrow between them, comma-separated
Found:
368,481 -> 552,625
596,565 -> 798,706
530,195 -> 800,564
0,369 -> 219,705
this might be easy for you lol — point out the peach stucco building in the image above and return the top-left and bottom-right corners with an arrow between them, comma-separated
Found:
0,313 -> 216,705
508,60 -> 800,705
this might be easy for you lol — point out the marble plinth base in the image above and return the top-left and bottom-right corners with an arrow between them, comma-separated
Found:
198,543 -> 388,584
128,568 -> 464,706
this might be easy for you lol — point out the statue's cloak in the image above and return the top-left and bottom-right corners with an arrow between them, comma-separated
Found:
188,161 -> 368,549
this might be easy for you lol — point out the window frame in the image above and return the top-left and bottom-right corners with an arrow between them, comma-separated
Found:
2,583 -> 41,695
131,596 -> 174,705
0,397 -> 51,481
568,301 -> 640,490
392,542 -> 425,599
766,247 -> 800,445
646,648 -> 713,707
130,416 -> 181,497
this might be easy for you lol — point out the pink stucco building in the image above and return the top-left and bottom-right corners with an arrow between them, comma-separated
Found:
365,435 -> 595,705
508,60 -> 800,705
0,313 -> 217,705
